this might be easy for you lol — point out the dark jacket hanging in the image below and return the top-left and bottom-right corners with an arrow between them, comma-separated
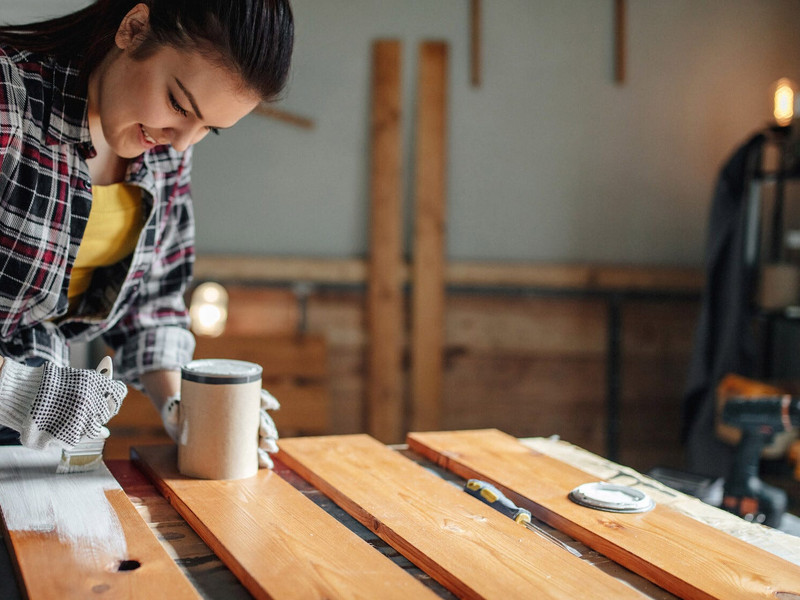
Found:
683,133 -> 765,477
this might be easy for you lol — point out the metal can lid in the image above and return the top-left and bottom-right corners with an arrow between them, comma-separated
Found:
568,482 -> 655,513
181,359 -> 262,385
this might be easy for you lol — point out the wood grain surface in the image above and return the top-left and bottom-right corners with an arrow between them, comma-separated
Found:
411,41 -> 449,433
0,449 -> 198,600
132,444 -> 438,600
368,39 -> 405,444
279,434 -> 646,600
407,429 -> 800,600
106,459 -> 254,600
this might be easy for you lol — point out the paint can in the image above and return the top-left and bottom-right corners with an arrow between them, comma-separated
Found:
178,359 -> 263,480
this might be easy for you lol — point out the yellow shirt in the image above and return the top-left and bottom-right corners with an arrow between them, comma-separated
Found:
68,183 -> 143,300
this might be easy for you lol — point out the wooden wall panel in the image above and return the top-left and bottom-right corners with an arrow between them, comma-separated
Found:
220,287 -> 299,336
306,290 -> 696,468
445,295 -> 607,354
193,334 -> 330,437
114,279 -> 699,468
194,334 -> 327,379
618,299 -> 701,470
621,299 -> 699,357
442,355 -> 607,454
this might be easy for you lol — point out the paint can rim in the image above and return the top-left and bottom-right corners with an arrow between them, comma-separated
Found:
181,359 -> 262,384
568,482 -> 655,513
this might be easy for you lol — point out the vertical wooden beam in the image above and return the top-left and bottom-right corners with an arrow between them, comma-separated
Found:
470,0 -> 482,87
367,40 -> 405,443
614,0 -> 627,84
411,42 -> 449,433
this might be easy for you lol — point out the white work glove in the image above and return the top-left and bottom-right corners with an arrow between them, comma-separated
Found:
161,388 -> 281,469
0,358 -> 127,450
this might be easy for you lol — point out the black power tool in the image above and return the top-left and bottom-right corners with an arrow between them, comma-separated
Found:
721,394 -> 800,527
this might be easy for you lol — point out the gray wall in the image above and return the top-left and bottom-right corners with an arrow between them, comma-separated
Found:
7,1 -> 800,266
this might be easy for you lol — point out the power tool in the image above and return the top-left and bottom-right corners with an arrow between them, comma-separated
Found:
719,379 -> 800,527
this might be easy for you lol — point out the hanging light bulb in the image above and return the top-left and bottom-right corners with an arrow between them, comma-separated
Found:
772,77 -> 797,127
189,282 -> 229,337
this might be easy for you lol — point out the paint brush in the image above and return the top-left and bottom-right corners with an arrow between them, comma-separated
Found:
56,356 -> 114,474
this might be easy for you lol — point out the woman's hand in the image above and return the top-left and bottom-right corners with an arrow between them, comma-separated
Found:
0,357 -> 127,450
257,389 -> 280,468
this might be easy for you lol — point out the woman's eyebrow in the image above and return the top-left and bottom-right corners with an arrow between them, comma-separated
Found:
174,77 -> 204,120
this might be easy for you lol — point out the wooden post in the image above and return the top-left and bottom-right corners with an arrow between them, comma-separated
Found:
614,0 -> 626,84
470,0 -> 482,87
252,103 -> 315,129
411,42 -> 449,432
367,40 -> 405,443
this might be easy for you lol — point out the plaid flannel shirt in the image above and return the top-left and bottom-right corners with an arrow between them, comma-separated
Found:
0,44 -> 195,387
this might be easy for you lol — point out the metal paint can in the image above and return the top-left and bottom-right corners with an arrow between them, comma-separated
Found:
177,359 -> 262,480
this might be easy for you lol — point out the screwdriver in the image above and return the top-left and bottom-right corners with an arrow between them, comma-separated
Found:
464,479 -> 582,558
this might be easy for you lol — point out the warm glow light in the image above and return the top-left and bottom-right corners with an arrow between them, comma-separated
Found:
773,77 -> 797,126
196,305 -> 223,329
189,282 -> 229,337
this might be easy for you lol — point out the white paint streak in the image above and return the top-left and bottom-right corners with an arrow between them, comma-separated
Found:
0,447 -> 127,570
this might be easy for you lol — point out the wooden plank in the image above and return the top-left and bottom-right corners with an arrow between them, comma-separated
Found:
194,255 -> 369,284
110,387 -> 166,429
367,40 -> 405,443
132,444 -> 438,600
411,42 -> 449,433
278,434 -> 645,600
106,459 -> 254,599
0,447 -> 198,600
442,354 -> 607,452
220,286 -> 300,337
446,295 -> 607,354
406,429 -> 800,600
194,334 -> 328,379
194,255 -> 704,293
264,381 -> 330,435
252,103 -> 315,129
105,432 -> 174,461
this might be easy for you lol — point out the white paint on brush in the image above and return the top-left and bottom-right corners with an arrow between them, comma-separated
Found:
0,447 -> 127,570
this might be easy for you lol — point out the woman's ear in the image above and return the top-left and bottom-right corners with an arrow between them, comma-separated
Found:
115,3 -> 151,51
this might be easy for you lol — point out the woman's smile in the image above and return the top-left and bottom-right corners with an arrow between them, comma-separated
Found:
139,124 -> 158,147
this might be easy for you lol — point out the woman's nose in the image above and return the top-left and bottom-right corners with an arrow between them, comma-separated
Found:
167,127 -> 194,152
164,125 -> 208,152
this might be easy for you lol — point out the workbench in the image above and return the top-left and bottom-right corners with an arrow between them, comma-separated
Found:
1,432 -> 798,599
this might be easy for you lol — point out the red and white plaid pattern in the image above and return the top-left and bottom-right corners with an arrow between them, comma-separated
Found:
0,44 -> 195,388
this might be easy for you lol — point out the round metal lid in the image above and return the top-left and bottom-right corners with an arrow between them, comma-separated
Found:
181,359 -> 262,385
568,482 -> 655,513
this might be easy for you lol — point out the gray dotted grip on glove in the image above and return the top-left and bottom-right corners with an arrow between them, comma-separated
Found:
0,360 -> 127,450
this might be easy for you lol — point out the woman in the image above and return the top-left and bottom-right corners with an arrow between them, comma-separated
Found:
0,1 -> 292,466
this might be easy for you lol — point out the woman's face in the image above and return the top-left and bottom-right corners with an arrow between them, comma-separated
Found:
89,7 -> 260,158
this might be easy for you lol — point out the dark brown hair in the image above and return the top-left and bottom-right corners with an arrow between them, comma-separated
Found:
0,0 -> 294,101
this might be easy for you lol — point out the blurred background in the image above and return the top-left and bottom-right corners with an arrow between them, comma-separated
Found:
7,1 -> 800,489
